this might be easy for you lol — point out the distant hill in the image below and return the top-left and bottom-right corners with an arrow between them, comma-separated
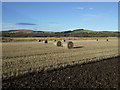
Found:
63,29 -> 97,33
1,29 -> 119,37
61,29 -> 118,37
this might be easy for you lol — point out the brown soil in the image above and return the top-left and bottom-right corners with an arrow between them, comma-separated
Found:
2,56 -> 120,89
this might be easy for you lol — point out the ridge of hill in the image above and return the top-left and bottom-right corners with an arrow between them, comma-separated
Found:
1,29 -> 119,37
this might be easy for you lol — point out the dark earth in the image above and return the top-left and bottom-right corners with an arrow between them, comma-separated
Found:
2,56 -> 120,89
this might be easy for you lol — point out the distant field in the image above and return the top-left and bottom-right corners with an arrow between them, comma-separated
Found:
2,37 -> 119,79
1,37 -> 118,42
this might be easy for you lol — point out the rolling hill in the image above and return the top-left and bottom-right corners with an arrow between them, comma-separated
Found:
1,29 -> 119,37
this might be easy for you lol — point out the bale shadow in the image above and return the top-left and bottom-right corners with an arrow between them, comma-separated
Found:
73,46 -> 84,49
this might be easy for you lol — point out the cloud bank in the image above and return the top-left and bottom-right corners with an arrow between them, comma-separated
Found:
16,23 -> 36,25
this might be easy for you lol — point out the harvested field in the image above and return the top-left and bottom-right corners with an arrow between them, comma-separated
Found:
2,56 -> 119,88
2,38 -> 119,80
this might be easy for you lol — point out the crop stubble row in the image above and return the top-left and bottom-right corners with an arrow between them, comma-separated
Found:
2,39 -> 119,79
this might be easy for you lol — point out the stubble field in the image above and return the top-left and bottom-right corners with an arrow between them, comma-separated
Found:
3,56 -> 119,88
2,37 -> 119,80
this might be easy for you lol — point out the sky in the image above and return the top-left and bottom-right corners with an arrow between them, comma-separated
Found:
2,2 -> 118,32
1,0 -> 120,2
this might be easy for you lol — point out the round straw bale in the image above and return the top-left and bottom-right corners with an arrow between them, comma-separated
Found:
63,41 -> 74,49
38,40 -> 41,42
54,41 -> 62,47
63,40 -> 66,42
44,40 -> 48,43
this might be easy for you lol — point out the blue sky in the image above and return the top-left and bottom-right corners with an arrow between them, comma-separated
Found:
2,2 -> 118,32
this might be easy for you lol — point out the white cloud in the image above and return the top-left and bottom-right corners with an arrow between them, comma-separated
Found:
74,7 -> 94,10
83,14 -> 98,17
89,8 -> 94,10
2,22 -> 63,31
74,7 -> 84,10
82,14 -> 105,21
2,23 -> 37,30
2,23 -> 19,30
